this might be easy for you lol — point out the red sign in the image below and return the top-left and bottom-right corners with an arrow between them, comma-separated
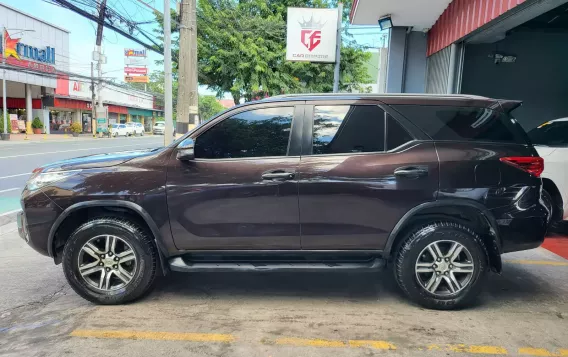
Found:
124,67 -> 148,75
0,55 -> 56,74
300,29 -> 321,52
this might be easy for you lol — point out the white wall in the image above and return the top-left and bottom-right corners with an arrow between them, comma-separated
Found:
68,79 -> 154,110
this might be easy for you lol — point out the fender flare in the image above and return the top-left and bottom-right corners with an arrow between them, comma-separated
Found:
383,199 -> 502,256
48,200 -> 169,273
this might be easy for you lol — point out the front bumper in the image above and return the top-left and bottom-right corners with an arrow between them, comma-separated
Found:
20,188 -> 62,257
17,210 -> 28,243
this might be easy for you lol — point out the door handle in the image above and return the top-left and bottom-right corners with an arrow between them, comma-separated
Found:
394,166 -> 429,178
261,170 -> 295,181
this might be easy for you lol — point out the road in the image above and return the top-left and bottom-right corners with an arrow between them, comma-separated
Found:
1,224 -> 568,356
0,136 -> 164,214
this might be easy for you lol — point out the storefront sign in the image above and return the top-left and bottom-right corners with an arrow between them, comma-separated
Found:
124,67 -> 148,75
125,75 -> 149,83
124,56 -> 148,66
1,30 -> 57,73
286,8 -> 339,63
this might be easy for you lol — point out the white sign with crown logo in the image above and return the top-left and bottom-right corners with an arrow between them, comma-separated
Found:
286,7 -> 339,63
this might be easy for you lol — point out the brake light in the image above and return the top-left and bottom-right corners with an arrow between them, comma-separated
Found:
499,156 -> 544,177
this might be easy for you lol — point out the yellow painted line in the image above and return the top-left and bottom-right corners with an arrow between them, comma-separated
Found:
504,260 -> 568,267
70,329 -> 235,343
349,340 -> 397,350
519,347 -> 568,356
275,337 -> 346,348
427,344 -> 507,354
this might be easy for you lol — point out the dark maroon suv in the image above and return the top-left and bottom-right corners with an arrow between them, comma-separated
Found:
18,94 -> 549,309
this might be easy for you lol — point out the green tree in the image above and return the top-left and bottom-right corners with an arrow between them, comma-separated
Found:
155,0 -> 371,103
199,96 -> 226,122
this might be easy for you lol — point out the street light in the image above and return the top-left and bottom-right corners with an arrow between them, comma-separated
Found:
2,28 -> 35,140
378,15 -> 393,31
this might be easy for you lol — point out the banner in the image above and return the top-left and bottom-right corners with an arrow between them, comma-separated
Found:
286,8 -> 339,63
124,67 -> 148,75
125,75 -> 149,83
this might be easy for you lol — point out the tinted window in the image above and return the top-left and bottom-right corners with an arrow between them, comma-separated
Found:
119,125 -> 125,128
528,120 -> 568,146
312,105 -> 385,155
387,116 -> 413,150
195,107 -> 293,159
393,105 -> 526,143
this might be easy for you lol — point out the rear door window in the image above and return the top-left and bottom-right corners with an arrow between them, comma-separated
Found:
387,116 -> 413,150
311,105 -> 385,155
392,105 -> 527,144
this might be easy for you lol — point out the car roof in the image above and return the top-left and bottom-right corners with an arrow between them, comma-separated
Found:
230,93 -> 518,111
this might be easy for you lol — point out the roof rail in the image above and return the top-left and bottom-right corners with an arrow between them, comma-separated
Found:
270,93 -> 489,100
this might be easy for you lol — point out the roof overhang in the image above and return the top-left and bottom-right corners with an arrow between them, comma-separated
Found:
350,0 -> 452,31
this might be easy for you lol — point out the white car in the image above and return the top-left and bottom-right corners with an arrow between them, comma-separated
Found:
131,122 -> 145,136
110,124 -> 128,137
125,122 -> 136,136
153,121 -> 165,135
528,118 -> 568,227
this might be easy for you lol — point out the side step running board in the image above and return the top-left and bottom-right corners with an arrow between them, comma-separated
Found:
169,257 -> 385,273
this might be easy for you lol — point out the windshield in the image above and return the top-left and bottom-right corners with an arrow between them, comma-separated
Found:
528,120 -> 568,146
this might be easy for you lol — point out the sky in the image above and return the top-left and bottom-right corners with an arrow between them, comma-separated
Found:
2,0 -> 387,98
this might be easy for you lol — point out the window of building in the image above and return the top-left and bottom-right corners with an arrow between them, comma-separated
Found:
393,105 -> 526,144
312,105 -> 385,155
195,107 -> 293,159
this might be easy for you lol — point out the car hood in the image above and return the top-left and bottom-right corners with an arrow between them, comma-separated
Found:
41,149 -> 160,172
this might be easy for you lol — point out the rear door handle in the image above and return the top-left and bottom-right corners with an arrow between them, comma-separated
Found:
394,166 -> 429,178
262,170 -> 295,181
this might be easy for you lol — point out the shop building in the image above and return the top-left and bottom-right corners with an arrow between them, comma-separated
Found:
0,3 -> 69,132
350,0 -> 568,130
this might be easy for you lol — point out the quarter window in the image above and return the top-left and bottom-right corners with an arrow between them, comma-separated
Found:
195,107 -> 293,159
387,116 -> 413,150
312,105 -> 386,155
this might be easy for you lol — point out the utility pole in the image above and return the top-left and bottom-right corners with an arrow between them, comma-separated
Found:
94,0 -> 107,136
91,62 -> 97,137
177,0 -> 198,134
2,28 -> 7,140
332,3 -> 343,93
163,0 -> 174,145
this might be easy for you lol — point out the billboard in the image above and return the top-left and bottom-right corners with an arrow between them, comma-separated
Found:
124,67 -> 148,75
286,8 -> 339,63
124,48 -> 147,57
124,47 -> 148,83
125,75 -> 149,83
124,56 -> 148,66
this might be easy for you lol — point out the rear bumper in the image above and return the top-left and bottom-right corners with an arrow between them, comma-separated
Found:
494,203 -> 548,253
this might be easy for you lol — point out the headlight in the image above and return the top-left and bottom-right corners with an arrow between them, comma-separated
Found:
26,170 -> 82,191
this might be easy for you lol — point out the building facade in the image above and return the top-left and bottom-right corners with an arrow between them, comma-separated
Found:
350,0 -> 568,130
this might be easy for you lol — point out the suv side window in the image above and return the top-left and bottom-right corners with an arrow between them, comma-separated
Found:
195,107 -> 293,159
387,115 -> 413,150
393,105 -> 525,143
312,105 -> 385,155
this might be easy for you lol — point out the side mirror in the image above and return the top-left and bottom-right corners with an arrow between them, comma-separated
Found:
176,138 -> 195,161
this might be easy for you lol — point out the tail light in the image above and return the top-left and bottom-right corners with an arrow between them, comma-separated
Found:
499,156 -> 544,177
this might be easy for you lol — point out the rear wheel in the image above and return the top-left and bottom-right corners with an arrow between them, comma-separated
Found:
394,221 -> 488,310
62,217 -> 158,304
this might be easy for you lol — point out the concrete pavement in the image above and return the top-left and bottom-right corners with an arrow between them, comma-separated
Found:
1,225 -> 568,357
0,135 -> 164,214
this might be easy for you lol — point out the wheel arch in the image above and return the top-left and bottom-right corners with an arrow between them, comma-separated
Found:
385,200 -> 502,273
48,200 -> 169,274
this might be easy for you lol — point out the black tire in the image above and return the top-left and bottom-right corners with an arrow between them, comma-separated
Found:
542,189 -> 562,232
62,217 -> 158,305
394,221 -> 489,310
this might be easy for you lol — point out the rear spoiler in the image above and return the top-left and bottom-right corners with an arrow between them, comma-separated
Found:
499,100 -> 523,113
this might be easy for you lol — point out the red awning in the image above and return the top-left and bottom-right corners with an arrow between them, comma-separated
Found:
53,97 -> 92,110
107,105 -> 128,114
0,98 -> 41,109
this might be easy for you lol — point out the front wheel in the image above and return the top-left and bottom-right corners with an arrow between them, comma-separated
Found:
62,217 -> 158,304
394,221 -> 488,310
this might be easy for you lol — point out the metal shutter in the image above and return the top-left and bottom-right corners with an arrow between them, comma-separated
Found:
425,46 -> 451,94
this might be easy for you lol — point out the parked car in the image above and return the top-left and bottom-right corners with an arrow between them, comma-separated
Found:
18,94 -> 548,310
527,118 -> 568,227
153,121 -> 165,135
124,122 -> 136,136
129,122 -> 145,136
110,124 -> 128,137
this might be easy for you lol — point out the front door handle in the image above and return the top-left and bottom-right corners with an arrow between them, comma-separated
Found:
262,170 -> 295,181
394,166 -> 429,178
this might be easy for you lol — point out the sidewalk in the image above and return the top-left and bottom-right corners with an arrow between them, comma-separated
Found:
0,133 -> 158,144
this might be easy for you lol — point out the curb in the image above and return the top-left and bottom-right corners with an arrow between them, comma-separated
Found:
0,211 -> 19,232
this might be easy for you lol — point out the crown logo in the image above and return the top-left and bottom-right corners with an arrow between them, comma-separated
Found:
298,15 -> 326,29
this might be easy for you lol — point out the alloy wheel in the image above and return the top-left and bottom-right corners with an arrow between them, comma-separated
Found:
77,235 -> 137,291
415,240 -> 474,296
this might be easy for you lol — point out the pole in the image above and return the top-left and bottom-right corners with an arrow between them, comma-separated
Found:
163,0 -> 174,145
176,0 -> 190,134
91,62 -> 97,137
95,0 -> 106,138
332,3 -> 343,93
188,0 -> 198,126
2,28 -> 7,137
